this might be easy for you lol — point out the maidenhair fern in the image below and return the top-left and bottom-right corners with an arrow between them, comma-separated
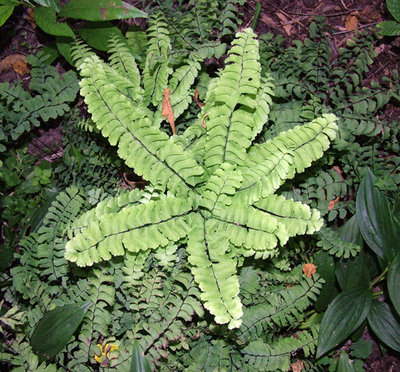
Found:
0,53 -> 78,151
66,27 -> 337,330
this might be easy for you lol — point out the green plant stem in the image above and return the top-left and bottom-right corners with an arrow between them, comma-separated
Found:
369,266 -> 389,288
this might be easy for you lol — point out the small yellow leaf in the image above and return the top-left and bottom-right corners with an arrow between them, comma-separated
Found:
162,88 -> 176,135
303,263 -> 316,278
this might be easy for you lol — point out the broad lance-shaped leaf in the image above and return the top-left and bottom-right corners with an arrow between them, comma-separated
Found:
31,302 -> 91,361
388,252 -> 400,316
187,215 -> 242,329
367,300 -> 400,352
356,168 -> 398,262
78,54 -> 205,195
316,286 -> 373,358
65,197 -> 192,267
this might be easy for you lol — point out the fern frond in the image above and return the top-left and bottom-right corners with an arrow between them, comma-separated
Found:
78,55 -> 205,194
316,226 -> 361,258
65,197 -> 192,267
187,214 -> 242,329
253,194 -> 323,237
143,12 -> 172,106
202,28 -> 262,172
241,327 -> 318,371
237,275 -> 323,342
235,114 -> 338,204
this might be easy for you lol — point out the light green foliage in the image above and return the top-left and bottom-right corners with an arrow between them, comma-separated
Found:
66,27 -> 337,330
0,53 -> 78,150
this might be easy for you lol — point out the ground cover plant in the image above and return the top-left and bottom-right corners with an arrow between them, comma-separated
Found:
1,1 -> 400,371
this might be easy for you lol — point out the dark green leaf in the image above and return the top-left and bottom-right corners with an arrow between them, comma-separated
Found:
77,22 -> 123,51
336,216 -> 370,291
377,20 -> 400,36
336,351 -> 355,372
315,251 -> 337,311
387,252 -> 400,316
0,244 -> 14,271
130,341 -> 152,372
30,302 -> 91,361
316,287 -> 372,358
356,169 -> 397,262
34,6 -> 75,38
367,301 -> 400,352
350,338 -> 372,359
56,36 -> 74,65
34,0 -> 60,12
0,4 -> 15,27
387,0 -> 400,22
59,0 -> 147,21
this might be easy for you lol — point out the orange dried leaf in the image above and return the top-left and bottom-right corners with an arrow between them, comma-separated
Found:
201,113 -> 209,129
291,359 -> 304,372
0,54 -> 29,76
328,196 -> 340,211
162,88 -> 176,135
345,15 -> 358,31
194,89 -> 205,108
303,263 -> 316,278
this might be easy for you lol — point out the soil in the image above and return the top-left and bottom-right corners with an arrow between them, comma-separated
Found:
0,1 -> 399,371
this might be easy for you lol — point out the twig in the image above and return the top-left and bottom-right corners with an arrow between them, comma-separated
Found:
333,22 -> 380,35
264,1 -> 306,28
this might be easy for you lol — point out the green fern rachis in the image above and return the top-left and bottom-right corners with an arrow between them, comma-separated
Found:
65,28 -> 338,329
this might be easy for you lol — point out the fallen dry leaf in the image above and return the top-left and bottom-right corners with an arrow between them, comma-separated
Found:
194,89 -> 205,108
201,113 -> 209,129
26,8 -> 37,29
162,88 -> 176,135
345,14 -> 358,31
303,263 -> 316,278
328,196 -> 340,211
0,54 -> 29,76
291,359 -> 304,372
276,12 -> 292,36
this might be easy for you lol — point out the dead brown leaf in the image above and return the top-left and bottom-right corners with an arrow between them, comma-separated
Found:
194,89 -> 205,108
345,14 -> 358,31
276,12 -> 292,36
291,359 -> 304,372
302,263 -> 316,279
333,165 -> 344,181
0,54 -> 29,76
26,8 -> 37,29
328,196 -> 340,211
162,88 -> 176,135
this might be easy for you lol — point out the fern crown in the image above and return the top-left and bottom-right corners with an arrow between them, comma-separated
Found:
66,21 -> 337,328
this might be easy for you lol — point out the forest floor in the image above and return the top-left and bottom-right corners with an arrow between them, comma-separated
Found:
0,0 -> 399,370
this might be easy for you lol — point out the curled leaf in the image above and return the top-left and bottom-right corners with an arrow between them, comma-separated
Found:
162,88 -> 175,135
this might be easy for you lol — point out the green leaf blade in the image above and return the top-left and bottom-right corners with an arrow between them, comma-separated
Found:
30,302 -> 91,361
59,0 -> 147,21
356,168 -> 397,262
367,301 -> 400,352
316,286 -> 373,358
388,252 -> 400,316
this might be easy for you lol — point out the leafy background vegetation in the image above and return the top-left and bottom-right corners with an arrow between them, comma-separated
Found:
1,0 -> 400,371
